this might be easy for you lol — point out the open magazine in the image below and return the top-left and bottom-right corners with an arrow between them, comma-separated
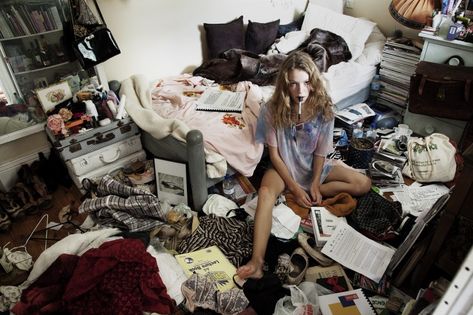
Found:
334,103 -> 376,124
196,88 -> 245,113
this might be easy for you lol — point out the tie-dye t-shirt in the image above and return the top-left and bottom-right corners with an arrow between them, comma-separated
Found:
256,104 -> 334,190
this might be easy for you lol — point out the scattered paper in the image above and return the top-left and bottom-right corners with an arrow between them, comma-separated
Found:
321,221 -> 395,282
196,88 -> 245,112
392,183 -> 450,216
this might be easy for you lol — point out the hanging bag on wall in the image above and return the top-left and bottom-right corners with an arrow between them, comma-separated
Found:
402,133 -> 457,183
70,0 -> 120,69
408,61 -> 473,121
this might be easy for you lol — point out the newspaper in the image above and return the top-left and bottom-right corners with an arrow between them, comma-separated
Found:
321,221 -> 395,282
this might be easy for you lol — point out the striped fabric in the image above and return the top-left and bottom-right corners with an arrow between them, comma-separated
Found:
79,175 -> 166,232
177,214 -> 253,267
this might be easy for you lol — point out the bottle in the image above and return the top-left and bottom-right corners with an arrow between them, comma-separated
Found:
222,175 -> 235,201
36,36 -> 51,67
352,122 -> 364,139
368,74 -> 381,104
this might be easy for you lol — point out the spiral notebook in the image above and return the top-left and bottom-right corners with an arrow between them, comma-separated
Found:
319,288 -> 376,315
196,89 -> 245,113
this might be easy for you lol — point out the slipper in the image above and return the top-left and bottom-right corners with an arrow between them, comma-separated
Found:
297,232 -> 333,266
232,274 -> 246,290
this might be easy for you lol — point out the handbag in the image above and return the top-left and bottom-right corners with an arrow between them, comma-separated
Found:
408,61 -> 473,121
402,133 -> 457,183
70,0 -> 120,69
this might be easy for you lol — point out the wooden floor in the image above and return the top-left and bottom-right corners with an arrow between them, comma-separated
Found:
0,184 -> 86,262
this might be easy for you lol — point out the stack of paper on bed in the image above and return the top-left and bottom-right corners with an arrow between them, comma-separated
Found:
196,88 -> 245,113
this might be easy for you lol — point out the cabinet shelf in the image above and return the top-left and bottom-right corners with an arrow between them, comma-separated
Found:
0,29 -> 64,42
13,60 -> 74,75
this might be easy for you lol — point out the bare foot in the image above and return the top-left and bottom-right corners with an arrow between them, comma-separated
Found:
236,260 -> 264,280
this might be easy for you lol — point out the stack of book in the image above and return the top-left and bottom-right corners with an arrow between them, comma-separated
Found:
376,38 -> 421,111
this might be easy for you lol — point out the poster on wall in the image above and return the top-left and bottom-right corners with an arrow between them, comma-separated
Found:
154,158 -> 188,206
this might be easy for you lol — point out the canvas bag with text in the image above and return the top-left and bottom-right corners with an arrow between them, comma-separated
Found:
402,133 -> 456,183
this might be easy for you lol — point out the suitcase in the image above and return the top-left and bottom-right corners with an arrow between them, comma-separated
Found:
46,117 -> 140,161
68,149 -> 147,191
65,134 -> 143,177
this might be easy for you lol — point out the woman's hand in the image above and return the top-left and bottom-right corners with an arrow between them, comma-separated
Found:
290,185 -> 312,208
310,182 -> 322,205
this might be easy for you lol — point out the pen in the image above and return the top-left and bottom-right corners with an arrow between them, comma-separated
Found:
298,96 -> 303,122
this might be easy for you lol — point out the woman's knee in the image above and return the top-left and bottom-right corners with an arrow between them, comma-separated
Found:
353,175 -> 371,196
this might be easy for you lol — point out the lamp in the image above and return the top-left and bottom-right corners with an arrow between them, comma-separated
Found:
389,0 -> 438,29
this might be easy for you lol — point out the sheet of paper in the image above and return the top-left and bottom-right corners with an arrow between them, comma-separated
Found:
321,221 -> 395,282
392,184 -> 449,216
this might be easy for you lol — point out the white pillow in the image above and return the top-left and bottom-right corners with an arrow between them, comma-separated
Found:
309,0 -> 343,13
301,3 -> 376,60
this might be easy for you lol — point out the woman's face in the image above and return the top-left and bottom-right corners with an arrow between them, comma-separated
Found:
287,68 -> 311,104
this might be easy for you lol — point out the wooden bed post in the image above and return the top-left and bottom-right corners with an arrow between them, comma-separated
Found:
186,130 -> 207,212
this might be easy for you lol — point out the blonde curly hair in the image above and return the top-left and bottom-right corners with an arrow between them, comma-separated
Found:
269,51 -> 334,129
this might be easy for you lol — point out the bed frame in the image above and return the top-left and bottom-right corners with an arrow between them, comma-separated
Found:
142,129 -> 222,211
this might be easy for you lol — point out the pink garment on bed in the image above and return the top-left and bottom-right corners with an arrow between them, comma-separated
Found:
151,75 -> 264,176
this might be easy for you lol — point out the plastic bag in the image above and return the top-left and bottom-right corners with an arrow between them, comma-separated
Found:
274,281 -> 319,315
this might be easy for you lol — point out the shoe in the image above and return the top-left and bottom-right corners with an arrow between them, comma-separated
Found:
286,247 -> 309,285
274,253 -> 291,283
297,232 -> 333,267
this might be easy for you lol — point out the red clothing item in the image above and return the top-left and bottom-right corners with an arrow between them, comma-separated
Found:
63,238 -> 175,315
12,238 -> 175,315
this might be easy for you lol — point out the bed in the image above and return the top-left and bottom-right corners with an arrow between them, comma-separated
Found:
120,3 -> 386,211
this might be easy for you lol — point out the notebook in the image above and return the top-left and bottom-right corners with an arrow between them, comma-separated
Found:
196,88 -> 245,113
319,288 -> 376,315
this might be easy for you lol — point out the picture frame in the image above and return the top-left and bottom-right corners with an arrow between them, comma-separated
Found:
35,81 -> 73,113
154,158 -> 188,205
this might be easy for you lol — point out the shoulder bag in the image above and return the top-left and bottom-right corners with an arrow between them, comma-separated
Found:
70,0 -> 120,69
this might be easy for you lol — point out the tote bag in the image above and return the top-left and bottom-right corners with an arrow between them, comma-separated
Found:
402,133 -> 456,183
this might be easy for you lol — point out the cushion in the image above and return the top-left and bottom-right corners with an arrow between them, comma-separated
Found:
301,3 -> 376,60
309,0 -> 344,13
204,16 -> 245,59
277,14 -> 304,38
245,19 -> 280,55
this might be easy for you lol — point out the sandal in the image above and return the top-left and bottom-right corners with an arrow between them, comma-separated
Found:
0,192 -> 23,219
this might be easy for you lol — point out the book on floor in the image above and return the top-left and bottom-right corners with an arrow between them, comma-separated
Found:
319,288 -> 377,315
310,206 -> 347,247
196,88 -> 245,113
175,245 -> 236,291
305,263 -> 354,292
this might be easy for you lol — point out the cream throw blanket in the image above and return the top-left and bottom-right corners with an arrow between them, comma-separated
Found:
119,74 -> 227,178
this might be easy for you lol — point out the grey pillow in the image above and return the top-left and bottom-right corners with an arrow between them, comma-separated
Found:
204,16 -> 245,59
245,19 -> 280,54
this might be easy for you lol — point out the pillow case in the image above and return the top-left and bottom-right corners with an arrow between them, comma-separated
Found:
204,16 -> 245,59
246,19 -> 280,55
301,3 -> 376,60
277,14 -> 304,38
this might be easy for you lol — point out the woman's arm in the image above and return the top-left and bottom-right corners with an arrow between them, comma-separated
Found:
268,145 -> 312,207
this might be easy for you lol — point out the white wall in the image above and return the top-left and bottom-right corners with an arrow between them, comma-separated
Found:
98,0 -> 420,82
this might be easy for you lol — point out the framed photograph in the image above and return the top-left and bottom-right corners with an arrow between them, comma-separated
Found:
154,158 -> 188,205
36,81 -> 73,113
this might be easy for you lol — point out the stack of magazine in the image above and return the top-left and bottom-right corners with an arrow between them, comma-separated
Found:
369,138 -> 406,188
376,38 -> 421,111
